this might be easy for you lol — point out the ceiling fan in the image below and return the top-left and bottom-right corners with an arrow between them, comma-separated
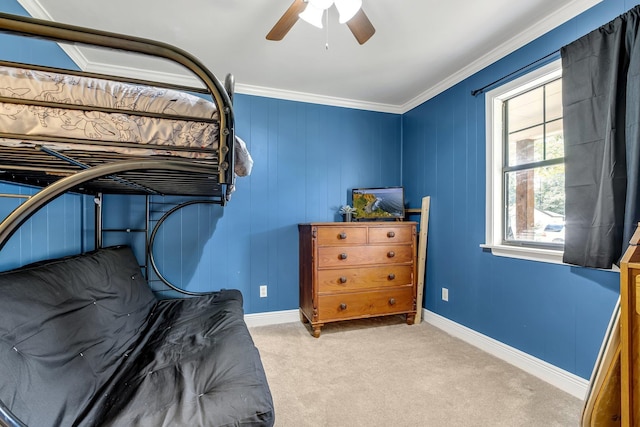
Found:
266,0 -> 375,45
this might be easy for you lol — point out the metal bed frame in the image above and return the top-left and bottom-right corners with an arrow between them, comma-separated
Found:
0,11 -> 236,251
0,11 -> 240,427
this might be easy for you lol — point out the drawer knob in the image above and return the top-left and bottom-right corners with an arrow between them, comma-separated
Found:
339,276 -> 347,284
339,253 -> 348,260
389,298 -> 396,305
387,231 -> 395,238
338,232 -> 347,239
339,303 -> 347,310
388,273 -> 395,280
387,251 -> 395,258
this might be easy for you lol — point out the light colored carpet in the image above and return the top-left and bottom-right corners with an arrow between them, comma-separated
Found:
249,315 -> 583,427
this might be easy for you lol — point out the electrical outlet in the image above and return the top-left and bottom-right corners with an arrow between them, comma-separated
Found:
259,285 -> 268,298
442,287 -> 449,302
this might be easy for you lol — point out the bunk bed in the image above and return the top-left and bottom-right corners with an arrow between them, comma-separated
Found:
0,11 -> 253,249
0,11 -> 273,427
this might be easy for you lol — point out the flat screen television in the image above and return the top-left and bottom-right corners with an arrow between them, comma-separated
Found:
352,187 -> 405,220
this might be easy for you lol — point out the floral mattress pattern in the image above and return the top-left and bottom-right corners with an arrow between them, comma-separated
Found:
0,66 -> 251,176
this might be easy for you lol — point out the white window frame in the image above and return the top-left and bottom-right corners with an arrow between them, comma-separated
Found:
482,60 -> 564,264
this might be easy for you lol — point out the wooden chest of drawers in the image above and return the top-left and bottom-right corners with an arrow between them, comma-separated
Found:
298,222 -> 417,337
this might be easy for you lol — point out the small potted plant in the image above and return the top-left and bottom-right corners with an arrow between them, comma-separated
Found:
339,205 -> 357,222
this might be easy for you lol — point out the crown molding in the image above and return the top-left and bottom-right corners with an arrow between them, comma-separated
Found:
235,83 -> 403,114
18,0 -> 601,115
16,0 -> 49,19
400,0 -> 602,112
17,0 -> 89,69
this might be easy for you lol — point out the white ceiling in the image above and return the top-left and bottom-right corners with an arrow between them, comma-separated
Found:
17,0 -> 599,113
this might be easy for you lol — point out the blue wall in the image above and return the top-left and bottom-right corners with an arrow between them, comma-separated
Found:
0,183 -> 93,270
0,0 -> 636,380
96,99 -> 401,311
151,97 -> 402,311
403,0 -> 640,379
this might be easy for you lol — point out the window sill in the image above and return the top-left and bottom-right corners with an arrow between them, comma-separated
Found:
480,243 -> 564,264
481,243 -> 621,272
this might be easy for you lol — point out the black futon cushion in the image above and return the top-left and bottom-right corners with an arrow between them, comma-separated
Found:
0,246 -> 274,426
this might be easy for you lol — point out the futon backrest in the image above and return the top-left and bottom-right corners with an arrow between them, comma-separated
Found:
0,246 -> 157,426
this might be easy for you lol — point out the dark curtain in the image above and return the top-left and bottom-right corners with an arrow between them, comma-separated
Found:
561,5 -> 640,269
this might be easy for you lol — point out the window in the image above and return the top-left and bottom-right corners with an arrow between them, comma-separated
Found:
483,60 -> 565,264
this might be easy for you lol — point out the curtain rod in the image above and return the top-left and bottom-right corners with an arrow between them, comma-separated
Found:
470,49 -> 560,97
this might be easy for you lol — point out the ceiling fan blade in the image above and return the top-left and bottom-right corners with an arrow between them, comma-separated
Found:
266,0 -> 307,41
346,8 -> 375,45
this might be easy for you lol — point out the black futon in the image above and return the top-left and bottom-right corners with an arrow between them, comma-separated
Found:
0,246 -> 274,426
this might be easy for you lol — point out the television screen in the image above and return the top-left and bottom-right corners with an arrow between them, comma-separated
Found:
352,187 -> 405,220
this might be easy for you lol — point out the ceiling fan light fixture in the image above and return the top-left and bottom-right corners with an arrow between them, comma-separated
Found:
299,3 -> 325,28
335,0 -> 362,23
267,0 -> 374,45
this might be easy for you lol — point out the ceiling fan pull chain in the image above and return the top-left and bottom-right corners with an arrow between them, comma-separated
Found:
325,8 -> 330,50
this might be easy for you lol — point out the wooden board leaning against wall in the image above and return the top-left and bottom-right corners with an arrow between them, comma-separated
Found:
405,196 -> 430,323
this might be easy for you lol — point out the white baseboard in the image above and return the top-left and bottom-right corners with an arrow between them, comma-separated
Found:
244,308 -> 589,399
245,309 -> 299,328
422,309 -> 589,400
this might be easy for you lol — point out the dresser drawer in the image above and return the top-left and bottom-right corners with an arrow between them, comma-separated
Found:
318,287 -> 414,321
299,222 -> 417,337
317,265 -> 413,293
315,226 -> 367,245
317,244 -> 414,267
368,225 -> 413,244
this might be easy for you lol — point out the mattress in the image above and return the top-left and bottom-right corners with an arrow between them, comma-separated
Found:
0,65 -> 252,176
0,246 -> 274,426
